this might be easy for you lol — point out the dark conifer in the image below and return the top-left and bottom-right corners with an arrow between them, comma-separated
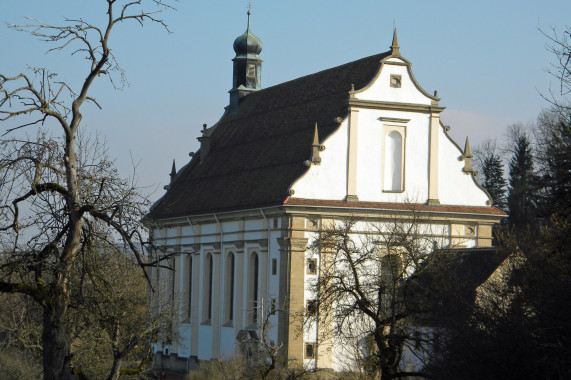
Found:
507,134 -> 539,229
536,110 -> 571,220
481,153 -> 507,210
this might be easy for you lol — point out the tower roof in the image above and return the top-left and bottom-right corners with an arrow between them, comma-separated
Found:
233,10 -> 262,58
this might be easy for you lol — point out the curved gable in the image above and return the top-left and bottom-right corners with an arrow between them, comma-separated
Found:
353,55 -> 438,105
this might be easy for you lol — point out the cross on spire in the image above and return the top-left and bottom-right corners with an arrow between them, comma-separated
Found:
247,3 -> 252,28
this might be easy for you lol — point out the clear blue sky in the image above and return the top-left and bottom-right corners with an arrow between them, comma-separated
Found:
1,1 -> 570,200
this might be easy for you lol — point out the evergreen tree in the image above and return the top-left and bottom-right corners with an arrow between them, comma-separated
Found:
507,134 -> 539,229
481,153 -> 507,210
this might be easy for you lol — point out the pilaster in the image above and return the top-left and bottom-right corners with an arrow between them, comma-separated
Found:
346,108 -> 359,202
428,111 -> 440,205
277,215 -> 308,363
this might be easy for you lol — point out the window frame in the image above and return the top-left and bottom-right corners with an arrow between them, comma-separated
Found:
382,124 -> 406,193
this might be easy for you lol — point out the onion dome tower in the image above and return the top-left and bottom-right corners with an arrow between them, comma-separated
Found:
229,10 -> 263,113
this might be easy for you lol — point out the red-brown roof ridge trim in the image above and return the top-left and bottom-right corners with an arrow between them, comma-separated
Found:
283,197 -> 507,216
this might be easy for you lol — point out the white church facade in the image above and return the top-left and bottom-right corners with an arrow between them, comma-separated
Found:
147,14 -> 505,372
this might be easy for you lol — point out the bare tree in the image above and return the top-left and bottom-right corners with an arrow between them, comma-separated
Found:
200,301 -> 308,380
541,25 -> 571,114
0,292 -> 43,378
0,2 -> 173,379
307,213 -> 445,379
68,244 -> 171,380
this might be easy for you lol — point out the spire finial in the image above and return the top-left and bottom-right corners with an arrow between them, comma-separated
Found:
464,137 -> 472,158
305,123 -> 323,166
463,137 -> 474,173
247,3 -> 252,29
313,122 -> 320,146
391,28 -> 400,56
170,159 -> 177,177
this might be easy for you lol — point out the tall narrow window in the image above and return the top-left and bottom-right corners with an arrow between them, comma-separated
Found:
247,252 -> 259,325
307,258 -> 317,275
381,254 -> 403,288
248,64 -> 256,78
208,255 -> 213,320
384,131 -> 403,191
202,253 -> 213,322
187,255 -> 193,319
171,257 -> 176,304
253,253 -> 259,323
224,252 -> 235,323
305,343 -> 316,359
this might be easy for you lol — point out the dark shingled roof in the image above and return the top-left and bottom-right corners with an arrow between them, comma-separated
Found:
149,51 -> 391,219
405,248 -> 508,325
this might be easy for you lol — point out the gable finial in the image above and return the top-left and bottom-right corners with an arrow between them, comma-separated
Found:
164,159 -> 177,190
463,137 -> 474,173
170,159 -> 177,179
391,28 -> 400,56
305,123 -> 324,166
312,122 -> 320,146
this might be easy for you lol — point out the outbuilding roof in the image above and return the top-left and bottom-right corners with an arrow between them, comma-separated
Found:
149,51 -> 390,220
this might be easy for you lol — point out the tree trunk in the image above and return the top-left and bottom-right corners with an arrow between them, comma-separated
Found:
107,355 -> 122,380
42,304 -> 71,380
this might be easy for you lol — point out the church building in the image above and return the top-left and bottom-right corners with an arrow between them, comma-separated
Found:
147,12 -> 505,372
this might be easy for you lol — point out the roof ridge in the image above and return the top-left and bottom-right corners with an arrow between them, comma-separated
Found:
258,50 -> 390,93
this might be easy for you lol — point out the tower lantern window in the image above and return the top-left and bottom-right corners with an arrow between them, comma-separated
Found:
248,64 -> 256,78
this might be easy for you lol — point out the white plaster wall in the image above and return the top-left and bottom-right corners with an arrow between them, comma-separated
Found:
166,226 -> 179,239
291,58 -> 444,204
219,326 -> 235,359
223,220 -> 240,233
292,108 -> 432,204
244,219 -> 264,240
355,58 -> 433,105
291,119 -> 349,200
303,219 -> 458,372
267,230 -> 282,299
355,109 -> 430,203
153,215 -> 286,363
178,323 -> 192,357
438,130 -> 490,206
291,108 -> 490,208
180,225 -> 195,245
197,325 -> 213,359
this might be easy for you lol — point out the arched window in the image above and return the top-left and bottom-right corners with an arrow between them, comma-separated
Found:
202,253 -> 213,322
187,255 -> 193,319
224,252 -> 235,323
380,253 -> 403,288
247,252 -> 259,324
384,130 -> 403,191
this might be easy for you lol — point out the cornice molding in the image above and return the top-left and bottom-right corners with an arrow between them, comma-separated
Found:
349,99 -> 445,113
379,117 -> 411,123
277,237 -> 309,251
